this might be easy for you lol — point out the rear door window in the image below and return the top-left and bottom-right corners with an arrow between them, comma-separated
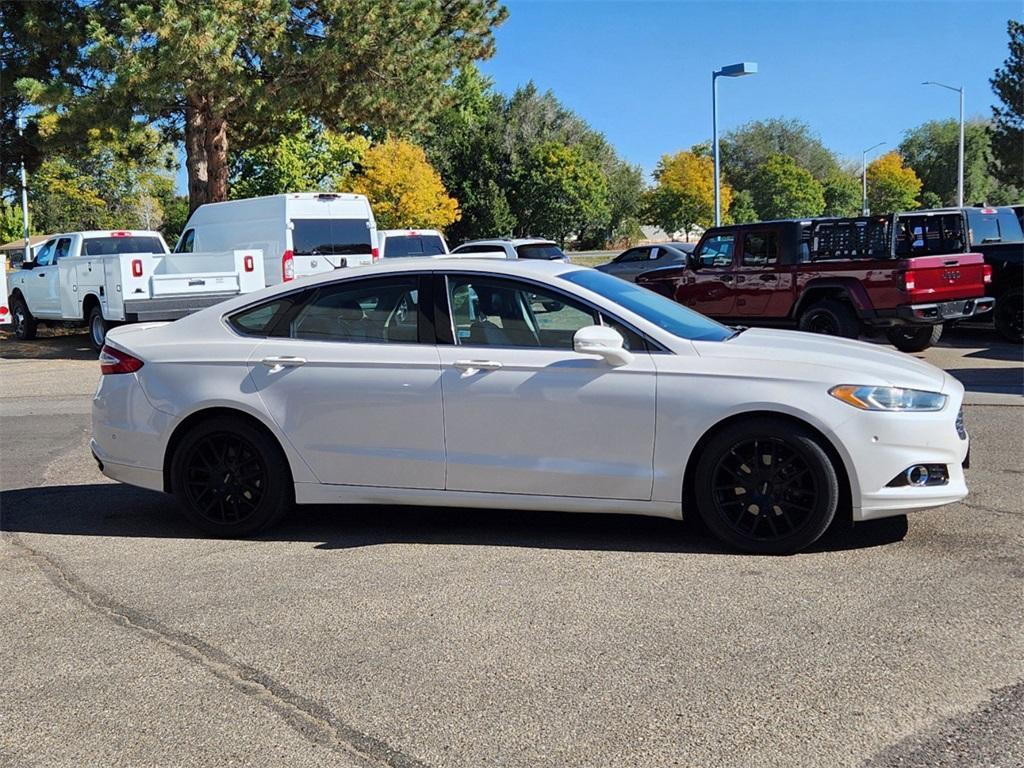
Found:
290,277 -> 420,343
742,232 -> 778,266
292,219 -> 372,256
82,236 -> 165,255
384,235 -> 446,257
515,243 -> 566,260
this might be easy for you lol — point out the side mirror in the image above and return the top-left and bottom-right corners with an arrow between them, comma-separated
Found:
21,259 -> 35,270
573,325 -> 634,367
687,254 -> 699,270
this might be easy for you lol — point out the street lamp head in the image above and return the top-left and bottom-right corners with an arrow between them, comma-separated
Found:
716,62 -> 758,78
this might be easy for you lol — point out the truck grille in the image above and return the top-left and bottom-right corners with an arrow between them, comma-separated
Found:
955,407 -> 967,440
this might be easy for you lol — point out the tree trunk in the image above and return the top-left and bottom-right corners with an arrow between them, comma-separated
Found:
205,113 -> 229,205
184,97 -> 209,215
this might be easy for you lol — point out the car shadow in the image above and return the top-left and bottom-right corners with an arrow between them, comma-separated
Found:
947,367 -> 1024,396
0,483 -> 909,556
0,331 -> 97,361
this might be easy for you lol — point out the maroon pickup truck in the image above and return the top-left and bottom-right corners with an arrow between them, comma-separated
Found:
636,211 -> 994,352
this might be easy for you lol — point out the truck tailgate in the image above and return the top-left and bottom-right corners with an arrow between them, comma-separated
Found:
904,253 -> 987,303
151,271 -> 240,296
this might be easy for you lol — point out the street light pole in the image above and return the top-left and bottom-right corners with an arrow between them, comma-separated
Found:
923,81 -> 965,207
16,115 -> 30,253
861,141 -> 886,216
712,62 -> 757,227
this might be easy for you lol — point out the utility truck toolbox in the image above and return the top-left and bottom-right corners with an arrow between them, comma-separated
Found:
8,230 -> 265,350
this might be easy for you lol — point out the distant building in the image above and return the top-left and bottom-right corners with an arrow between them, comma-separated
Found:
638,225 -> 704,245
0,235 -> 47,269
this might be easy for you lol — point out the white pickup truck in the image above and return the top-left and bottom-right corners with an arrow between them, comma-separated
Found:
7,230 -> 264,349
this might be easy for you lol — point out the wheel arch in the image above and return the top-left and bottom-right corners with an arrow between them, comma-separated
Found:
81,291 -> 102,320
792,279 -> 870,318
161,406 -> 296,493
681,409 -> 854,525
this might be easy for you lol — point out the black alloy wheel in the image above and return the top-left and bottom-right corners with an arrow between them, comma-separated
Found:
694,417 -> 839,554
797,298 -> 860,339
171,417 -> 293,536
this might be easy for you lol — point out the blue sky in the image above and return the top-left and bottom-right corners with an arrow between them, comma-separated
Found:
477,0 -> 1020,175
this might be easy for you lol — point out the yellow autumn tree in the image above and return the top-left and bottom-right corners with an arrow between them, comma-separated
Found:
647,151 -> 731,236
351,139 -> 460,230
866,151 -> 922,214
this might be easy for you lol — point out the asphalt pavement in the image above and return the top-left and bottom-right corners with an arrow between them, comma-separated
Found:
1,327 -> 1022,768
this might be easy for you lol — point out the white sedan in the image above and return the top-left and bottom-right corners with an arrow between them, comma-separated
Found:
92,259 -> 970,554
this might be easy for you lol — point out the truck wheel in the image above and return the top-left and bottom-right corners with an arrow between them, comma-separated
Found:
886,324 -> 942,353
798,299 -> 860,339
994,288 -> 1023,343
88,305 -> 111,351
11,295 -> 37,340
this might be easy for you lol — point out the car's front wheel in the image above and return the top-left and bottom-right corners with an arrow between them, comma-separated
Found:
694,417 -> 839,555
170,417 -> 293,537
11,295 -> 37,340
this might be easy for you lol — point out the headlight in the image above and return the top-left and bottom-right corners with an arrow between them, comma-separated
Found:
829,385 -> 947,411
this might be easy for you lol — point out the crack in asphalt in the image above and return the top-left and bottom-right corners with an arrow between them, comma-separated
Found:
1,533 -> 431,768
960,500 -> 1024,519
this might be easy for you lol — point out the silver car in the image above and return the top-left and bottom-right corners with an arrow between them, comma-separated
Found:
595,242 -> 695,282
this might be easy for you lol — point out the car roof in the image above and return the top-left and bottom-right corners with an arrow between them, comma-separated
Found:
45,230 -> 165,240
459,238 -> 557,246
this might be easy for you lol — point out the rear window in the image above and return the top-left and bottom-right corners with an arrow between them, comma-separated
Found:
384,235 -> 446,258
515,243 -> 566,260
292,219 -> 372,256
83,236 -> 165,256
967,209 -> 1024,245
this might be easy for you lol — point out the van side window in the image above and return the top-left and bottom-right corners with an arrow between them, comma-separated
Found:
177,230 -> 195,254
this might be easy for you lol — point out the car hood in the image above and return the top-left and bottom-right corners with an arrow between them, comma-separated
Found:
692,328 -> 948,391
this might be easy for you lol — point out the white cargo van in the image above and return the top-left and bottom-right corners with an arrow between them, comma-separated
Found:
175,193 -> 378,286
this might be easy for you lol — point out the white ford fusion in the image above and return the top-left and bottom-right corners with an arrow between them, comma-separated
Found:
91,259 -> 969,554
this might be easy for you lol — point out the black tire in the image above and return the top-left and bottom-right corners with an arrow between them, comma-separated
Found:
11,294 -> 37,340
993,288 -> 1023,343
797,298 -> 860,339
886,323 -> 943,353
694,417 -> 839,555
170,417 -> 293,537
87,305 -> 111,351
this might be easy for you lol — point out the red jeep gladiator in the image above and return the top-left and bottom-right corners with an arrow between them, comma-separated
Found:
636,211 -> 994,352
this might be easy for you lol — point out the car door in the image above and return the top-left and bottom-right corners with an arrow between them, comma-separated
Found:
734,229 -> 784,316
676,232 -> 737,316
245,274 -> 446,489
436,273 -> 657,501
609,247 -> 657,281
22,238 -> 61,317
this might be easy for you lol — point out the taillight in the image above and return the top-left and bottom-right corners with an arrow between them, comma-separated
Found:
99,345 -> 144,375
900,269 -> 917,291
244,254 -> 254,272
372,246 -> 380,262
131,259 -> 143,277
983,264 -> 993,284
282,249 -> 294,281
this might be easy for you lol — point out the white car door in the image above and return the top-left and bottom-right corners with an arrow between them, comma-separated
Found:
437,274 -> 657,501
21,238 -> 62,317
245,273 -> 445,489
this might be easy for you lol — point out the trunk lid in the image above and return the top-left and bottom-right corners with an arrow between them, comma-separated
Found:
901,252 -> 987,303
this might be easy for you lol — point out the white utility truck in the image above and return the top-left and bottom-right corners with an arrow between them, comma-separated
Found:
7,230 -> 264,349
174,192 -> 378,287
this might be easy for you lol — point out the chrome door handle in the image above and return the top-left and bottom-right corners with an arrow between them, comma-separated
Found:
261,356 -> 306,372
454,359 -> 503,375
761,274 -> 778,281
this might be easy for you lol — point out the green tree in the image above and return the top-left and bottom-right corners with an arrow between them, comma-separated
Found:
720,118 -> 839,189
425,65 -> 516,243
991,20 -> 1024,189
899,119 -> 1004,205
0,204 -> 29,244
727,190 -> 759,224
230,119 -> 369,199
511,141 -> 609,245
604,161 -> 647,246
747,154 -> 825,220
866,152 -> 922,213
17,0 -> 506,213
822,169 -> 861,217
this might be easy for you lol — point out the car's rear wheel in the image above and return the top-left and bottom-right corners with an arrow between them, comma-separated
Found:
797,298 -> 860,339
694,418 -> 839,555
11,295 -> 37,340
994,288 -> 1022,342
88,305 -> 111,351
886,323 -> 942,353
170,417 -> 293,537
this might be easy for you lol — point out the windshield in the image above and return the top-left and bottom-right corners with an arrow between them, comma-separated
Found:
384,235 -> 446,257
561,269 -> 733,342
967,209 -> 1024,245
292,218 -> 372,256
83,236 -> 165,256
516,243 -> 566,260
